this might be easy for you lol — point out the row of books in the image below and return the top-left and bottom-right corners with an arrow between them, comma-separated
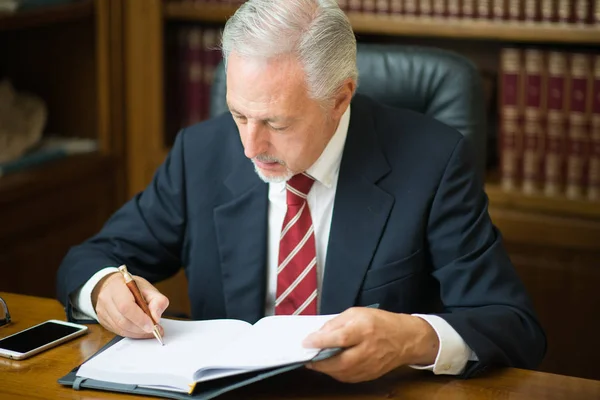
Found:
173,26 -> 223,129
499,48 -> 600,201
337,0 -> 600,25
171,0 -> 600,25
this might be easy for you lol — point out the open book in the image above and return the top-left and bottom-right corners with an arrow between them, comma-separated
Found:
76,314 -> 338,394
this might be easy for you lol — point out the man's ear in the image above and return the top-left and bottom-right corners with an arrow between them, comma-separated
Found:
332,78 -> 356,118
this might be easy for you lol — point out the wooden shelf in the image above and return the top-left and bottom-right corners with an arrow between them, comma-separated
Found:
0,0 -> 93,32
163,2 -> 600,44
485,182 -> 600,220
0,153 -> 115,204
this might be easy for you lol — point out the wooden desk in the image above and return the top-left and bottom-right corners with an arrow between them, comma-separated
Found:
1,292 -> 600,400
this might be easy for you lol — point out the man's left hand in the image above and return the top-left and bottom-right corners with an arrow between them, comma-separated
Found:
302,307 -> 439,383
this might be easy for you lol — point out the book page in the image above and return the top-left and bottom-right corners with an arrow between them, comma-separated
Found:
197,314 -> 338,375
77,318 -> 251,392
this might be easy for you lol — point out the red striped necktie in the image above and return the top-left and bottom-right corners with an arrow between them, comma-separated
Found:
275,173 -> 318,315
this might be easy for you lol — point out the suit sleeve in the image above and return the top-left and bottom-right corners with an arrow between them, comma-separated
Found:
56,131 -> 188,321
427,137 -> 546,377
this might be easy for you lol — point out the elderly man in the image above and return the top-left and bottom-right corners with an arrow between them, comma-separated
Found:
57,0 -> 545,383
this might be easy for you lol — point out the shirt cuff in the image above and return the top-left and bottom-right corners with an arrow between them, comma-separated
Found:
409,314 -> 478,375
70,267 -> 120,321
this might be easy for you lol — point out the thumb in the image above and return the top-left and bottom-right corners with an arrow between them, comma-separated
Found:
135,278 -> 169,323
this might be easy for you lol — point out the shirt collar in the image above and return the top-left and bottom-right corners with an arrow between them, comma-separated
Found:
273,105 -> 351,191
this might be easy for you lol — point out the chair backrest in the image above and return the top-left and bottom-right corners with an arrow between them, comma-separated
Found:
210,43 -> 487,178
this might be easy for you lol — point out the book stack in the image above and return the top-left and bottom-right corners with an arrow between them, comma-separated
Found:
498,47 -> 600,200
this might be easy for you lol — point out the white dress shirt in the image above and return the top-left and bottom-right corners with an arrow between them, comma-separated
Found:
73,105 -> 477,375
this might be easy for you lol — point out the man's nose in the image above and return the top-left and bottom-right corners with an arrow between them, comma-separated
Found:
243,122 -> 268,159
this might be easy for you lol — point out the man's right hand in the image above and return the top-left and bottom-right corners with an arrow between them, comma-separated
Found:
91,272 -> 169,339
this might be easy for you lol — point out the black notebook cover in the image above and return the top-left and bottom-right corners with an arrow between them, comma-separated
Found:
58,335 -> 342,400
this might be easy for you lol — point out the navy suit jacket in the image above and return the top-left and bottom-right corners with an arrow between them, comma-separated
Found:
57,94 -> 545,377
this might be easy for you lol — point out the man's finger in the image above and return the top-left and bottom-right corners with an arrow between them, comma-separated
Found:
110,290 -> 156,334
303,320 -> 360,349
135,278 -> 169,323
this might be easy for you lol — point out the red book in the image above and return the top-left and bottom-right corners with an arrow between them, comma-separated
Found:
420,0 -> 433,18
202,28 -> 222,121
492,0 -> 505,21
462,0 -> 476,20
566,53 -> 592,199
348,0 -> 362,13
574,0 -> 593,24
375,0 -> 389,14
389,0 -> 403,14
544,51 -> 568,197
522,49 -> 546,195
363,0 -> 377,13
557,0 -> 574,24
447,0 -> 460,19
499,48 -> 524,191
404,0 -> 419,17
508,0 -> 522,22
540,0 -> 556,23
588,55 -> 600,200
478,0 -> 492,19
184,27 -> 204,127
524,0 -> 540,22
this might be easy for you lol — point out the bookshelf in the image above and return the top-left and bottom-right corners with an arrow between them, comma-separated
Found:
122,0 -> 600,381
164,2 -> 600,45
0,0 -> 125,298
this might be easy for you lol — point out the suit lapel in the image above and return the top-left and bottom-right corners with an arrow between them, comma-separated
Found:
321,97 -> 394,315
214,155 -> 268,323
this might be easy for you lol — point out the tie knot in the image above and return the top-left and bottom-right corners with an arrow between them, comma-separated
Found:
286,173 -> 314,205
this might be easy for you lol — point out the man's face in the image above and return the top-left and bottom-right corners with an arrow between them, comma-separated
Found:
226,52 -> 337,183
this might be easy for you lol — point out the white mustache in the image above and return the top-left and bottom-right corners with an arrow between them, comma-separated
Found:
254,154 -> 285,165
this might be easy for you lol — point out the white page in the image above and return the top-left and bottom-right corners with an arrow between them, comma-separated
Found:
196,314 -> 338,375
77,318 -> 251,392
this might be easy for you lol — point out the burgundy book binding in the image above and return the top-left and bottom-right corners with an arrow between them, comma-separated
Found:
588,55 -> 600,200
522,49 -> 546,195
499,48 -> 524,191
566,53 -> 592,199
544,51 -> 568,197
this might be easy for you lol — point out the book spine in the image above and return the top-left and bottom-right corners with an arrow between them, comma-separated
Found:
499,48 -> 524,191
508,0 -> 522,21
348,0 -> 362,12
375,0 -> 389,14
462,0 -> 476,20
203,28 -> 222,121
596,0 -> 600,24
541,0 -> 556,23
566,53 -> 592,199
493,0 -> 506,20
447,0 -> 460,18
420,0 -> 433,18
432,0 -> 446,18
524,0 -> 540,22
557,0 -> 573,24
404,0 -> 418,16
478,0 -> 492,19
389,0 -> 402,14
574,0 -> 592,24
186,27 -> 204,127
588,55 -> 600,200
363,0 -> 376,13
522,49 -> 546,195
544,51 -> 568,197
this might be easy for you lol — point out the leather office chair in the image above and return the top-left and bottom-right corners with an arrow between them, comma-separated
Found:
209,43 -> 487,179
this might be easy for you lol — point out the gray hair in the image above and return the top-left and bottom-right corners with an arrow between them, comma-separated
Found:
221,0 -> 358,105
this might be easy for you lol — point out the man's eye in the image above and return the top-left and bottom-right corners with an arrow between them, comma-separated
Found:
269,125 -> 287,132
232,114 -> 247,122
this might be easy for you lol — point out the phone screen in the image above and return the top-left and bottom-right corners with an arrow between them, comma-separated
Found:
0,321 -> 83,353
